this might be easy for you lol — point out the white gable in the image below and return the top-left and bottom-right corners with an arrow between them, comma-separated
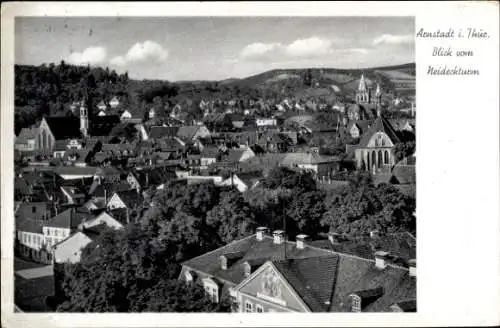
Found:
121,110 -> 132,119
82,212 -> 123,230
367,132 -> 394,148
53,232 -> 93,264
235,262 -> 310,312
220,175 -> 248,192
107,193 -> 127,210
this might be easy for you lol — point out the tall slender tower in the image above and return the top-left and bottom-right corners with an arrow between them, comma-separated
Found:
80,100 -> 89,137
375,83 -> 382,104
356,74 -> 369,104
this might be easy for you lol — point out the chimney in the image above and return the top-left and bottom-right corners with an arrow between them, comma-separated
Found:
273,230 -> 284,245
409,259 -> 416,277
296,234 -> 310,249
243,261 -> 251,277
220,255 -> 228,270
374,251 -> 390,269
256,227 -> 269,241
370,230 -> 380,239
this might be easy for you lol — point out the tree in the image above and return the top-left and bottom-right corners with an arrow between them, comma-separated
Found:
110,123 -> 138,142
321,183 -> 415,236
284,190 -> 326,238
56,226 -> 181,312
206,191 -> 257,244
131,279 -> 229,312
394,140 -> 416,162
261,167 -> 316,192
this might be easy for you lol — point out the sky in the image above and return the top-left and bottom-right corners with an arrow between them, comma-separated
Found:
15,17 -> 414,81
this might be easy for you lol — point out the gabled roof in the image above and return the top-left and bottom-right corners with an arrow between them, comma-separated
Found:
185,233 -> 416,312
183,234 -> 328,286
17,218 -> 45,234
149,126 -> 180,139
273,256 -> 340,312
358,116 -> 401,148
54,166 -> 99,177
89,181 -> 132,198
310,232 -> 416,268
226,148 -> 249,163
16,127 -> 38,141
348,120 -> 372,134
43,116 -> 81,140
44,208 -> 93,229
112,190 -> 144,209
177,126 -> 202,141
15,202 -> 49,222
158,138 -> 185,152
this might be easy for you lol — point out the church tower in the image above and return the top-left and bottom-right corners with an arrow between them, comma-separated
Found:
375,83 -> 382,105
80,99 -> 89,137
356,74 -> 370,104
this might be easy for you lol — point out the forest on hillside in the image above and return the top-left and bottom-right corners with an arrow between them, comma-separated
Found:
14,62 -> 416,135
14,62 -> 285,134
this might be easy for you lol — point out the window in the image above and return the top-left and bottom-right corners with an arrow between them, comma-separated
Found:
54,229 -> 59,237
27,234 -> 31,244
32,206 -> 36,213
351,295 -> 361,312
256,304 -> 264,313
245,301 -> 253,313
211,287 -> 218,303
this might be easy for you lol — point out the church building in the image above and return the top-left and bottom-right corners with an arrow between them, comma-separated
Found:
354,115 -> 401,173
37,100 -> 121,151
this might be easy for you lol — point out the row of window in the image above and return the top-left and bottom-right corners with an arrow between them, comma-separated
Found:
22,233 -> 42,246
245,301 -> 265,313
45,228 -> 68,238
21,232 -> 65,248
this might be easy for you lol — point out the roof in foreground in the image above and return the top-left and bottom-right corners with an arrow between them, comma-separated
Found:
182,233 -> 415,312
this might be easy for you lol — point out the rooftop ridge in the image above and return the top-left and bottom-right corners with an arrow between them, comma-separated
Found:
181,233 -> 256,265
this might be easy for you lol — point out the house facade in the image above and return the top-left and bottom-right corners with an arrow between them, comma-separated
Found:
180,228 -> 416,313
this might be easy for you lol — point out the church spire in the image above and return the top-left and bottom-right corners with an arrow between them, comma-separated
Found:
358,73 -> 367,92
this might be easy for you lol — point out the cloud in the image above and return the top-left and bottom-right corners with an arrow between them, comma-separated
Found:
240,42 -> 282,59
109,56 -> 127,67
239,37 -> 339,61
66,46 -> 107,65
284,37 -> 333,57
110,40 -> 168,67
373,34 -> 413,45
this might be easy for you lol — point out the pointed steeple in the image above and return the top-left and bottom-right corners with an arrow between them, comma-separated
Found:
358,74 -> 367,92
375,83 -> 381,96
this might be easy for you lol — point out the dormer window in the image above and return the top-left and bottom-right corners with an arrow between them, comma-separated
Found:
202,278 -> 219,303
351,295 -> 361,312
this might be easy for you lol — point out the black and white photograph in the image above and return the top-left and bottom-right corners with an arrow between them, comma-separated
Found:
10,14 -> 418,314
